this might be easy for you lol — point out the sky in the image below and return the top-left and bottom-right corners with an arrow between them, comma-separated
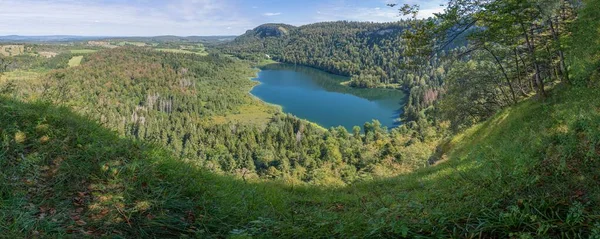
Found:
0,0 -> 445,36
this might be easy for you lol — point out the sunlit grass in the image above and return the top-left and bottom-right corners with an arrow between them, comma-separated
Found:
68,56 -> 83,67
0,70 -> 46,100
70,49 -> 98,54
211,99 -> 276,127
155,48 -> 208,56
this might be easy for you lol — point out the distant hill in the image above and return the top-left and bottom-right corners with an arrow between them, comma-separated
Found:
102,35 -> 237,43
247,23 -> 297,38
0,35 -> 107,42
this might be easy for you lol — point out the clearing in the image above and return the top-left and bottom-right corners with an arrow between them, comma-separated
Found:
211,98 -> 277,127
70,49 -> 98,54
68,56 -> 84,67
0,45 -> 25,56
155,48 -> 208,55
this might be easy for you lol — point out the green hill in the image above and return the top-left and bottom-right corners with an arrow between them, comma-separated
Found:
2,85 -> 598,237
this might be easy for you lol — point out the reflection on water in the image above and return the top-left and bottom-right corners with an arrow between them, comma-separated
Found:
252,63 -> 406,130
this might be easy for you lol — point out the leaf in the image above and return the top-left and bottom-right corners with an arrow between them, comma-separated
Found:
400,225 -> 409,237
375,207 -> 389,216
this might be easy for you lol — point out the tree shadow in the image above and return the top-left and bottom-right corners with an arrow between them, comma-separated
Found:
2,90 -> 597,238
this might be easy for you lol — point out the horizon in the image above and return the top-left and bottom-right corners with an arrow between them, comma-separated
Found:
0,34 -> 238,37
0,0 -> 444,36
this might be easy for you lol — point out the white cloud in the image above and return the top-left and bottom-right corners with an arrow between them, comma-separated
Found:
313,1 -> 443,23
0,0 -> 447,36
263,12 -> 282,17
0,0 -> 253,36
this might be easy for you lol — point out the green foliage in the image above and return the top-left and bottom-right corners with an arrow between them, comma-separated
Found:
441,52 -> 517,131
1,83 -> 599,237
7,53 -> 72,71
567,0 -> 600,85
401,0 -> 585,133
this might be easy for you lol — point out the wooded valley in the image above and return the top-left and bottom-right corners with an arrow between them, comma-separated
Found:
1,0 -> 599,237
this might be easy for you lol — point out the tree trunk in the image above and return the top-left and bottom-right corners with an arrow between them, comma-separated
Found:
514,48 -> 528,96
484,46 -> 518,104
549,17 -> 570,84
522,22 -> 546,98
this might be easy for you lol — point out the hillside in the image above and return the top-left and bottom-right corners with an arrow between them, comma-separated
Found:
246,24 -> 297,38
2,84 -> 599,237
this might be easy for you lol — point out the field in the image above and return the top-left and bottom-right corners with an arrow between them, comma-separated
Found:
211,99 -> 276,127
68,56 -> 83,67
0,70 -> 45,100
116,41 -> 146,47
155,48 -> 208,55
70,49 -> 98,54
0,45 -> 25,56
38,51 -> 58,58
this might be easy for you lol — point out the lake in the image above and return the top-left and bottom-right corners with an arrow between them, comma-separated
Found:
251,64 -> 406,131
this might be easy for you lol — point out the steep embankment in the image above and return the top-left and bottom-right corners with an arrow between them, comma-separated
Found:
1,85 -> 599,237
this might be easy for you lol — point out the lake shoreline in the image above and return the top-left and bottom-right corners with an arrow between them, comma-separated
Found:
247,67 -> 331,131
248,69 -> 283,111
249,63 -> 405,131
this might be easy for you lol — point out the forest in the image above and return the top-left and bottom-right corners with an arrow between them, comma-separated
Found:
1,47 -> 441,185
0,0 -> 599,237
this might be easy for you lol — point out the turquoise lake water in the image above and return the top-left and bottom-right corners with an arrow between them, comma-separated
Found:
251,64 -> 406,131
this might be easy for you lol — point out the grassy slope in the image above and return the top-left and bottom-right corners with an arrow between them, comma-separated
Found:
1,85 -> 599,238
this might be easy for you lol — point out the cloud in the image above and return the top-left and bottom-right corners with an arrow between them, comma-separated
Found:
0,0 -> 447,36
313,1 -> 443,22
0,0 -> 253,36
314,6 -> 399,22
263,12 -> 282,17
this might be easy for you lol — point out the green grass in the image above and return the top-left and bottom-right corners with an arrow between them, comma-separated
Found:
0,70 -> 46,101
255,58 -> 279,67
116,42 -> 146,47
212,100 -> 276,127
1,85 -> 600,237
68,56 -> 83,67
69,49 -> 97,54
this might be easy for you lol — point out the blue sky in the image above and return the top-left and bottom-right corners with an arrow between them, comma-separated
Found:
0,0 -> 445,36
